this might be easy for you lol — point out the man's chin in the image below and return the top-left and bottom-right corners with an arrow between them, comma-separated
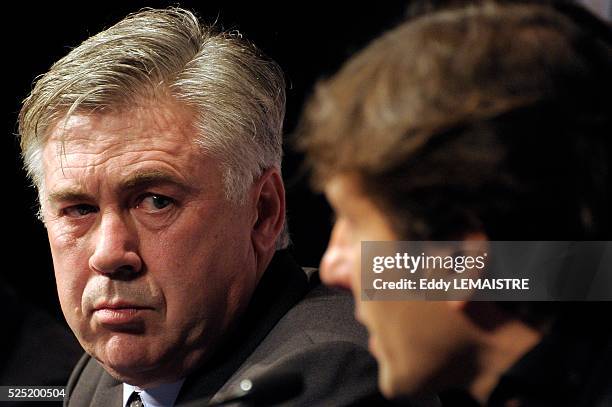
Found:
99,358 -> 168,388
379,364 -> 442,406
378,363 -> 417,401
91,336 -> 169,386
378,366 -> 399,399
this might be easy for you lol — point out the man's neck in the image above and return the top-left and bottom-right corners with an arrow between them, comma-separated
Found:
468,319 -> 543,404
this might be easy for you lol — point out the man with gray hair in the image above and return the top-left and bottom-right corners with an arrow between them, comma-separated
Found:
18,8 -> 382,407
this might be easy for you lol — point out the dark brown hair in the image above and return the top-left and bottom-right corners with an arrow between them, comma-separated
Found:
297,2 -> 612,241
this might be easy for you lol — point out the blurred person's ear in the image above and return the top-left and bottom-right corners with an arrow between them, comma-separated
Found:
446,231 -> 489,312
446,231 -> 520,333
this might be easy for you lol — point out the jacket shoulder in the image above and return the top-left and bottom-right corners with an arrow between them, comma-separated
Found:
208,271 -> 386,407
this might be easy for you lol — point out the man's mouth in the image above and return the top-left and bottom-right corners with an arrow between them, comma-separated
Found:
93,301 -> 152,326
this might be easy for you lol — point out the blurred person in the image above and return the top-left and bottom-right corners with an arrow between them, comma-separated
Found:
298,2 -> 612,405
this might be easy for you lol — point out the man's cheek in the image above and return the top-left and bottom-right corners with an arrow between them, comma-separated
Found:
57,281 -> 81,318
54,262 -> 87,320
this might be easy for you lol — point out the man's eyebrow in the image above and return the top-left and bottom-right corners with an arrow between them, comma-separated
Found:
47,188 -> 94,204
119,170 -> 191,192
46,171 -> 192,204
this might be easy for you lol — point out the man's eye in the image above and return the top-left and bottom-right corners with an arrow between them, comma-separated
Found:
137,194 -> 174,213
63,204 -> 98,218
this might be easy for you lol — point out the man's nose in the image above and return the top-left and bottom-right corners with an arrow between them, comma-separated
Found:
89,211 -> 142,278
320,220 -> 354,291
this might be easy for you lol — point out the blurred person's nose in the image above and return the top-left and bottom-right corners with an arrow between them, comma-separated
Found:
320,219 -> 355,291
89,210 -> 142,278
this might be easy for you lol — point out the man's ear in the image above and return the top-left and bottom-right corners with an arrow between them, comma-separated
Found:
250,166 -> 285,255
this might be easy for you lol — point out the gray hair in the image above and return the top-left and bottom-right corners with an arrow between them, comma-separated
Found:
18,7 -> 289,248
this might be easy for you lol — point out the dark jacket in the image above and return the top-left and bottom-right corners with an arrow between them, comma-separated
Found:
440,305 -> 612,407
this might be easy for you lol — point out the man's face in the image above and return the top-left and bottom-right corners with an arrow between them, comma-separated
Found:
321,174 -> 474,398
42,102 -> 259,387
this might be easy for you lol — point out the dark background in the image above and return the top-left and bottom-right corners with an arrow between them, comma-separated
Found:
3,1 -> 409,322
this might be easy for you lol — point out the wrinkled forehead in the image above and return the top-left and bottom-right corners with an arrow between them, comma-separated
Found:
38,101 -> 219,192
43,102 -> 196,158
45,101 -> 196,147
